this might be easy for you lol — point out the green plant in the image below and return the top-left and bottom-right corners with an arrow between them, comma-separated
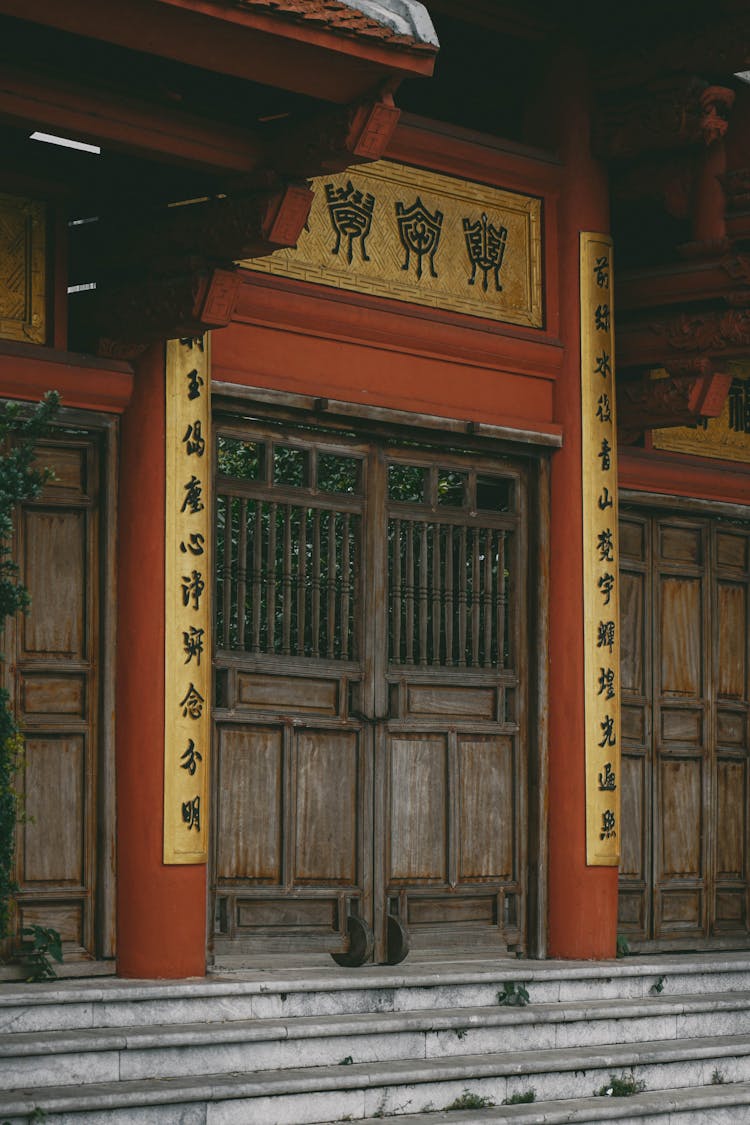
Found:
0,392 -> 60,944
503,1090 -> 536,1105
650,975 -> 666,994
711,1068 -> 726,1085
616,933 -> 631,958
339,1055 -> 353,1066
497,981 -> 530,1006
17,924 -> 63,981
596,1071 -> 645,1097
446,1090 -> 494,1110
454,1026 -> 468,1040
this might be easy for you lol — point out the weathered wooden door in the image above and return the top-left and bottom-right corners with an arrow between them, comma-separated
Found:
619,509 -> 750,950
5,430 -> 113,965
211,420 -> 530,962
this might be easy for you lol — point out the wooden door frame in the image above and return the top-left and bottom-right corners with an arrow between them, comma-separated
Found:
209,384 -> 551,962
619,487 -> 750,952
4,407 -> 118,968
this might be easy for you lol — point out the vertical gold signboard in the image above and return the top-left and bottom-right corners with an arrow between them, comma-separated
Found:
581,233 -> 620,866
164,336 -> 211,863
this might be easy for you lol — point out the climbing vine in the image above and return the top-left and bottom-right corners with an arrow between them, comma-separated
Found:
0,392 -> 60,941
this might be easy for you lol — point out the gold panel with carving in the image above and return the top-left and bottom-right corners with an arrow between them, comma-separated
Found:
581,232 -> 621,867
653,365 -> 750,462
243,160 -> 543,328
0,193 -> 46,345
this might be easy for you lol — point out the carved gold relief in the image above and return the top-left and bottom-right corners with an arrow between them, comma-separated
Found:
581,233 -> 620,867
653,363 -> 750,462
0,193 -> 46,345
243,160 -> 543,328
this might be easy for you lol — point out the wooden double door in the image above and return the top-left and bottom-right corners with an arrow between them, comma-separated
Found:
211,420 -> 532,963
619,508 -> 750,950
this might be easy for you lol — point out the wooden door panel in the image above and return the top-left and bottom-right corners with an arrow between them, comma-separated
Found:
294,730 -> 358,884
8,434 -> 106,964
718,710 -> 747,747
458,735 -> 513,881
660,707 -> 703,746
658,757 -> 703,878
659,890 -> 703,929
22,509 -> 86,657
22,735 -> 85,883
215,725 -> 282,882
660,523 -> 703,565
716,759 -> 746,879
620,571 -> 646,695
716,531 -> 748,571
659,575 -> 702,696
717,583 -> 746,699
620,753 -> 646,879
388,735 -> 448,883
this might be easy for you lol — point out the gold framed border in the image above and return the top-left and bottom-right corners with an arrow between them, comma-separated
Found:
243,160 -> 543,329
581,233 -> 621,866
0,193 -> 46,345
164,335 -> 212,864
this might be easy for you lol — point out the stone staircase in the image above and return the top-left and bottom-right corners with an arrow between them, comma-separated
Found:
2,954 -> 750,1122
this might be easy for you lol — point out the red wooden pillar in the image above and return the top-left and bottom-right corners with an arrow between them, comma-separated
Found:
547,48 -> 619,958
116,342 -> 206,978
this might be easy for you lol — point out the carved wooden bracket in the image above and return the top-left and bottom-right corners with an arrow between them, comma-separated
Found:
269,95 -> 401,177
82,267 -> 243,359
618,307 -> 750,370
617,361 -> 733,433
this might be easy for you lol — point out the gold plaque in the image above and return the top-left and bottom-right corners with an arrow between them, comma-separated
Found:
653,364 -> 750,462
243,160 -> 542,328
580,233 -> 621,867
164,336 -> 212,864
0,193 -> 46,344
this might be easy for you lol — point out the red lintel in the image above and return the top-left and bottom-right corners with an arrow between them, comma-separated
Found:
0,341 -> 134,413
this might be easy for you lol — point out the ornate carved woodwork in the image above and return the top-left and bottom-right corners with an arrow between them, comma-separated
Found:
594,78 -> 735,162
270,96 -> 402,178
617,365 -> 733,434
618,309 -> 750,375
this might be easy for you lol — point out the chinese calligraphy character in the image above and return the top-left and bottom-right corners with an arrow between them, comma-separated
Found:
325,181 -> 375,264
463,212 -> 508,292
600,808 -> 616,840
180,475 -> 204,514
182,421 -> 205,457
180,336 -> 205,351
596,393 -> 611,423
594,351 -> 612,379
181,569 -> 205,611
728,379 -> 750,434
598,762 -> 617,791
186,369 -> 204,401
598,486 -> 614,511
180,739 -> 203,776
599,714 -> 617,748
179,683 -> 204,719
598,438 -> 612,471
182,796 -> 201,831
395,197 -> 443,280
595,303 -> 610,332
183,626 -> 205,665
597,528 -> 614,562
180,532 -> 205,556
597,666 -> 616,699
593,255 -> 609,288
598,571 -> 615,605
597,620 -> 616,652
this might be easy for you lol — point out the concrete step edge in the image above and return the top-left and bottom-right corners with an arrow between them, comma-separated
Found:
3,991 -> 750,1056
354,1081 -> 750,1123
3,1033 -> 750,1112
4,953 -> 750,1008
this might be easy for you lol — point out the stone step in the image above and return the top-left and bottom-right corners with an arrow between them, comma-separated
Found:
3,992 -> 750,1090
3,952 -> 750,1032
1,1035 -> 750,1123
354,1082 -> 750,1123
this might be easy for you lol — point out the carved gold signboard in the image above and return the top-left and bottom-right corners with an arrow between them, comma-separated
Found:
164,336 -> 212,863
243,160 -> 543,328
581,233 -> 620,867
653,365 -> 750,462
0,193 -> 46,344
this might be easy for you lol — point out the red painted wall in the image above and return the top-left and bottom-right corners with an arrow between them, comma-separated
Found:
546,47 -> 618,959
116,343 -> 206,978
